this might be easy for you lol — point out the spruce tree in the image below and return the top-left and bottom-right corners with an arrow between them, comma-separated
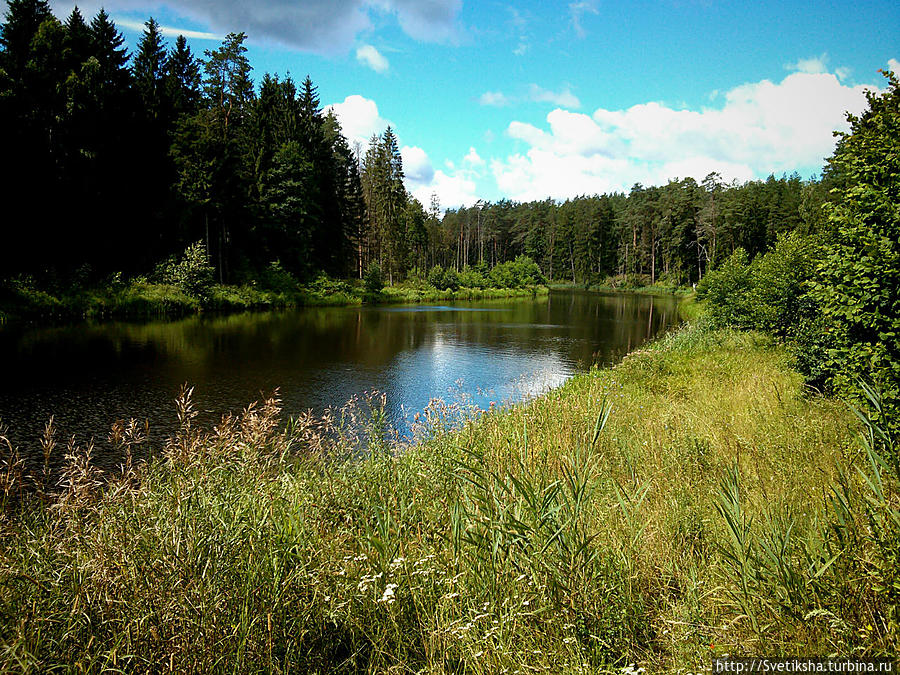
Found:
132,18 -> 168,120
0,0 -> 52,81
167,35 -> 201,117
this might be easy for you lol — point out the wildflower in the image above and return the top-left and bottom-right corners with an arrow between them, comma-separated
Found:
378,583 -> 398,603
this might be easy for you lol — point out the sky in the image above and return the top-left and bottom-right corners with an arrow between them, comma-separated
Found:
34,0 -> 900,209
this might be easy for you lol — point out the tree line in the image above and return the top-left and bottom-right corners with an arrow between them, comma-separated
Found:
1,0 -> 829,291
430,172 -> 825,287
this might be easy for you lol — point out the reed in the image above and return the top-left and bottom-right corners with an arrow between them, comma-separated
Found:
0,320 -> 895,672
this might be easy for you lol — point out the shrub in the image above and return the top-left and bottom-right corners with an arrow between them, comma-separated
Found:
695,248 -> 754,328
488,256 -> 546,288
426,265 -> 460,291
427,265 -> 444,289
458,265 -> 486,289
154,241 -> 215,298
260,260 -> 299,293
813,71 -> 900,429
749,232 -> 821,337
364,263 -> 385,294
441,267 -> 459,291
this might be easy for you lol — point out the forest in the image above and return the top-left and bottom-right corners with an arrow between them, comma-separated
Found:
1,0 -> 828,294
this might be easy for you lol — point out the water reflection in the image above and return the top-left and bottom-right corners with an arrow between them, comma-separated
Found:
0,290 -> 679,465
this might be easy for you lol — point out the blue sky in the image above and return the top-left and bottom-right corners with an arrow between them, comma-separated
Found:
39,0 -> 900,208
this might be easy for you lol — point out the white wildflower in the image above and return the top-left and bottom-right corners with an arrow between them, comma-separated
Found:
378,583 -> 398,604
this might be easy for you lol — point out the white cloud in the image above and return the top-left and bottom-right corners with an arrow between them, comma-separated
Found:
113,17 -> 222,40
399,146 -> 481,209
463,147 -> 485,167
58,0 -> 461,53
492,70 -> 878,202
528,84 -> 581,109
356,44 -> 389,73
785,54 -> 829,74
410,169 -> 480,210
401,145 -> 435,184
479,91 -> 510,106
889,58 -> 900,74
325,95 -> 390,149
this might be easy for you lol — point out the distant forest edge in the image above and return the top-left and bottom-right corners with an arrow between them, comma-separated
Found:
0,1 -> 847,308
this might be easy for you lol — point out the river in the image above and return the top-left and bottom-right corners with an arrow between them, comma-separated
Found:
0,290 -> 680,468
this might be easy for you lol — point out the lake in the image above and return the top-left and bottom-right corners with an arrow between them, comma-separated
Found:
0,290 -> 680,468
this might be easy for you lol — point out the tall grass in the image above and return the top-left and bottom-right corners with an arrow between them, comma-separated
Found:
0,321 -> 896,672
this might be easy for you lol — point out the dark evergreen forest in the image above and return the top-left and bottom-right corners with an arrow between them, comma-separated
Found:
0,1 -> 833,291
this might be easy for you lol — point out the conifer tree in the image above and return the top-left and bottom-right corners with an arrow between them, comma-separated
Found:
132,18 -> 168,120
167,35 -> 201,116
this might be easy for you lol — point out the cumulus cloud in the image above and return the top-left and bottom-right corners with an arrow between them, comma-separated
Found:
528,84 -> 581,109
356,44 -> 389,73
57,0 -> 461,53
493,69 -> 877,202
325,95 -> 390,149
889,58 -> 900,74
463,147 -> 485,167
401,145 -> 435,184
410,169 -> 480,210
400,145 -> 481,209
479,91 -> 510,106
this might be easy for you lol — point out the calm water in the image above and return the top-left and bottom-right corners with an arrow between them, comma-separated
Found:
0,290 -> 679,467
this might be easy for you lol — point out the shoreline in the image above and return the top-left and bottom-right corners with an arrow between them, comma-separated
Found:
0,281 -> 551,327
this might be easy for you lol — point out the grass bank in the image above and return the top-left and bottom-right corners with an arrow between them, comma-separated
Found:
1,319 -> 897,672
0,279 -> 548,323
550,279 -> 693,298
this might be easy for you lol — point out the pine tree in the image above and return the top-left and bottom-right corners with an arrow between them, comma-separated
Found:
203,32 -> 253,137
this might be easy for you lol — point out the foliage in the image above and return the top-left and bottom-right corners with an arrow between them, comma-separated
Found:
695,248 -> 754,328
153,240 -> 215,298
363,262 -> 385,295
813,71 -> 900,428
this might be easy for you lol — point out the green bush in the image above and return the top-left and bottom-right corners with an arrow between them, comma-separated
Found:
749,232 -> 821,337
426,265 -> 460,291
695,248 -> 754,328
488,256 -> 546,288
458,265 -> 486,289
260,260 -> 299,293
441,267 -> 459,291
154,241 -> 215,298
427,264 -> 445,289
364,263 -> 385,295
813,72 -> 900,429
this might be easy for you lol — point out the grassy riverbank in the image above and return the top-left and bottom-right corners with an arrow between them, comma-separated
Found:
2,318 -> 897,672
550,276 -> 693,297
0,278 -> 548,323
